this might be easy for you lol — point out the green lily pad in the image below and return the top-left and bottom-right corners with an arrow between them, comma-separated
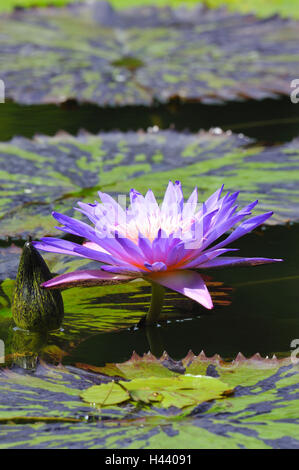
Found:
0,353 -> 298,448
1,130 -> 299,241
1,4 -> 299,106
125,375 -> 231,406
80,382 -> 130,406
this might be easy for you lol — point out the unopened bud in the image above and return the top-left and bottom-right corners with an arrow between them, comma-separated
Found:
12,242 -> 64,332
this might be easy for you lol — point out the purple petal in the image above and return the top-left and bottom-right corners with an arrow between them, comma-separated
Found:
199,256 -> 283,268
147,270 -> 213,309
144,261 -> 167,272
72,244 -> 123,265
183,209 -> 219,250
32,238 -> 86,257
41,270 -> 134,289
138,235 -> 153,263
237,200 -> 258,215
100,265 -> 145,275
52,212 -> 95,239
174,180 -> 184,212
209,211 -> 273,251
183,248 -> 239,269
98,191 -> 126,220
145,189 -> 159,212
152,229 -> 168,260
200,212 -> 251,250
83,242 -> 109,253
204,185 -> 224,212
161,181 -> 177,216
115,234 -> 146,266
183,186 -> 198,219
75,202 -> 99,224
164,239 -> 187,266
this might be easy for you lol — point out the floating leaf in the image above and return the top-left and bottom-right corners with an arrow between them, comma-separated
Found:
80,352 -> 180,379
81,374 -> 231,408
1,4 -> 299,106
81,382 -> 130,406
125,375 -> 232,407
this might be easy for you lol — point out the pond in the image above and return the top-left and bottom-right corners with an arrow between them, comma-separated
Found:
1,97 -> 299,143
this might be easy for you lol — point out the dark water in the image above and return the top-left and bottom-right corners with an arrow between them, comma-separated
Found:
1,96 -> 299,143
63,223 -> 299,365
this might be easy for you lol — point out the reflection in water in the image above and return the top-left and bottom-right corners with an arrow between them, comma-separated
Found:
145,326 -> 165,358
63,224 -> 299,365
11,328 -> 48,370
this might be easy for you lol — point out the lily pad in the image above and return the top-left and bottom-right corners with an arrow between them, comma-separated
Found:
81,375 -> 232,408
1,130 -> 299,241
80,381 -> 130,406
1,4 -> 299,105
0,353 -> 298,448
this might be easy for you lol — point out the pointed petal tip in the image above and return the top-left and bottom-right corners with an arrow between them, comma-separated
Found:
148,270 -> 213,310
40,269 -> 133,290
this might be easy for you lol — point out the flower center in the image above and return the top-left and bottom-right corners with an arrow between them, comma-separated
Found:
115,213 -> 196,244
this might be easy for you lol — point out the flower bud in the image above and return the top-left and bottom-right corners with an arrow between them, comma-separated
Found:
12,242 -> 64,332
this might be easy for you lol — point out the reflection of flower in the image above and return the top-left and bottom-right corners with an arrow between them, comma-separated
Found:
33,182 -> 282,324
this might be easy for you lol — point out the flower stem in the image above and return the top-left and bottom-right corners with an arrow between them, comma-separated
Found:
146,282 -> 165,325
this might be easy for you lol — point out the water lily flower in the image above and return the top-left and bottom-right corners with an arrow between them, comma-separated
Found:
33,182 -> 282,324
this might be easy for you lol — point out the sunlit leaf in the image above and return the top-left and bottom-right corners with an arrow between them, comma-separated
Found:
81,382 -> 130,406
81,374 -> 232,409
